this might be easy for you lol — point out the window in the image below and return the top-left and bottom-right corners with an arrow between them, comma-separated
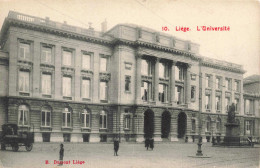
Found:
41,46 -> 52,63
216,77 -> 221,90
18,105 -> 29,126
42,133 -> 50,142
245,99 -> 250,114
19,43 -> 30,59
82,53 -> 91,69
63,133 -> 71,142
235,81 -> 240,92
216,96 -> 221,111
205,118 -> 211,132
175,66 -> 184,81
41,106 -> 51,127
100,57 -> 108,72
19,71 -> 29,93
141,59 -> 151,76
216,119 -> 221,132
245,120 -> 252,135
159,62 -> 168,78
124,114 -> 130,129
235,98 -> 239,112
82,79 -> 90,98
175,86 -> 182,104
82,109 -> 90,128
62,108 -> 71,127
42,74 -> 51,95
225,78 -> 231,91
206,75 -> 210,88
63,50 -> 72,66
63,76 -> 72,97
125,76 -> 131,92
141,81 -> 149,101
100,81 -> 108,100
191,119 -> 196,132
225,97 -> 230,112
205,95 -> 210,110
158,84 -> 168,103
191,86 -> 196,101
99,110 -> 107,129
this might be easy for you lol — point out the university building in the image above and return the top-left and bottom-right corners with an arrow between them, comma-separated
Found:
0,11 -> 259,142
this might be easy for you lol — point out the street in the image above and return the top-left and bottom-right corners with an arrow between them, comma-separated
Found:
0,142 -> 259,168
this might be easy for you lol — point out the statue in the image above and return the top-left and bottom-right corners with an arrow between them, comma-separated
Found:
227,103 -> 236,123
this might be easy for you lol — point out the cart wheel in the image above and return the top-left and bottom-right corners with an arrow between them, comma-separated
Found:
26,144 -> 33,151
12,144 -> 19,152
1,143 -> 6,150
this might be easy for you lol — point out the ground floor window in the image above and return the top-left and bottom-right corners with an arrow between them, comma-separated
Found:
99,110 -> 107,129
100,134 -> 107,142
63,133 -> 71,142
191,119 -> 196,132
124,115 -> 130,129
18,105 -> 29,126
83,134 -> 89,142
245,120 -> 253,135
42,133 -> 50,142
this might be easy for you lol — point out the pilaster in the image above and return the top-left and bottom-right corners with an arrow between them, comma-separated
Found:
154,58 -> 159,103
135,54 -> 142,104
170,61 -> 176,106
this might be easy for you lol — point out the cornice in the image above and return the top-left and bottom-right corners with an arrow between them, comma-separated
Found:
201,61 -> 245,74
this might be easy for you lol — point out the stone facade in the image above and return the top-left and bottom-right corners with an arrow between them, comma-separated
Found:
0,11 -> 259,143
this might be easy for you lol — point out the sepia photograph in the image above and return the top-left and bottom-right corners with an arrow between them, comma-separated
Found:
0,0 -> 259,167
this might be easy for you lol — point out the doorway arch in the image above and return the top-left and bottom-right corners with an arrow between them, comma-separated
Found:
177,112 -> 187,138
144,109 -> 154,138
161,111 -> 171,138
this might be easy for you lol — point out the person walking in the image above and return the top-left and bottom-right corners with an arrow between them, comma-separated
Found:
114,137 -> 119,156
59,143 -> 64,166
150,138 -> 154,150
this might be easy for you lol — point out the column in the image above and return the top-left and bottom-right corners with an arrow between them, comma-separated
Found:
135,55 -> 142,104
170,61 -> 176,105
221,76 -> 226,114
154,58 -> 159,103
211,74 -> 216,113
74,48 -> 81,101
54,44 -> 62,99
185,64 -> 191,105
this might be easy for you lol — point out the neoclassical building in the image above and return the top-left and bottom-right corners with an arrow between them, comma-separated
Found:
0,11 -> 259,142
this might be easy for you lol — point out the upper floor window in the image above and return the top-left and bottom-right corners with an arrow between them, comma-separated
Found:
216,96 -> 221,111
225,78 -> 231,91
205,95 -> 211,110
141,59 -> 151,76
41,106 -> 51,127
19,71 -> 30,93
18,105 -> 29,126
42,74 -> 51,95
159,62 -> 168,78
125,76 -> 131,92
225,97 -> 231,112
100,81 -> 108,100
206,75 -> 210,88
82,53 -> 91,69
82,109 -> 90,128
245,99 -> 254,115
175,66 -> 184,81
216,77 -> 221,89
100,57 -> 108,72
141,81 -> 149,101
63,76 -> 72,97
158,84 -> 168,103
63,50 -> 72,66
216,119 -> 221,132
235,80 -> 240,92
41,46 -> 52,64
245,120 -> 252,135
99,110 -> 107,129
19,43 -> 30,59
175,86 -> 183,104
235,98 -> 239,113
62,107 -> 71,127
82,79 -> 90,99
191,86 -> 196,101
205,117 -> 211,132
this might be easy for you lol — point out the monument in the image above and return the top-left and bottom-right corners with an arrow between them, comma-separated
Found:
223,103 -> 240,146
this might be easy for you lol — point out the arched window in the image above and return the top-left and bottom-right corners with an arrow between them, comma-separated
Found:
99,110 -> 107,129
63,107 -> 71,127
18,105 -> 29,126
41,106 -> 51,127
124,109 -> 131,130
82,109 -> 90,128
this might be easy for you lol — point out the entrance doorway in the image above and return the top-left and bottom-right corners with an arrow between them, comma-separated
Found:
177,112 -> 187,138
144,109 -> 154,138
161,111 -> 171,138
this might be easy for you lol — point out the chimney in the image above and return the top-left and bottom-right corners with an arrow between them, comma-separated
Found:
101,19 -> 107,33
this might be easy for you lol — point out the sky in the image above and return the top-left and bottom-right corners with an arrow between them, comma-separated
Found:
0,0 -> 259,77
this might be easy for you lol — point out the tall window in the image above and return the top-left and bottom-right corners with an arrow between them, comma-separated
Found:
82,109 -> 90,128
41,106 -> 51,127
235,81 -> 240,92
216,96 -> 221,111
216,119 -> 221,132
82,53 -> 91,69
19,71 -> 29,93
191,119 -> 196,132
125,76 -> 131,92
99,110 -> 107,129
191,86 -> 196,101
245,120 -> 252,135
63,76 -> 72,97
63,50 -> 72,66
42,74 -> 51,95
175,86 -> 182,104
205,118 -> 211,132
216,77 -> 221,89
100,57 -> 108,72
235,98 -> 239,112
62,108 -> 71,127
41,46 -> 52,63
245,99 -> 250,114
225,78 -> 231,91
19,43 -> 30,59
159,84 -> 167,103
159,62 -> 168,78
205,95 -> 210,110
175,66 -> 184,81
141,81 -> 149,101
225,97 -> 230,112
141,59 -> 151,76
100,81 -> 108,100
18,105 -> 29,126
124,114 -> 130,129
82,79 -> 90,98
206,75 -> 210,88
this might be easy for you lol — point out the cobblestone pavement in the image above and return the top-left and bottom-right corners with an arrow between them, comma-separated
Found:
0,142 -> 259,168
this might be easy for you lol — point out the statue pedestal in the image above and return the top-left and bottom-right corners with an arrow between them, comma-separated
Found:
223,123 -> 240,146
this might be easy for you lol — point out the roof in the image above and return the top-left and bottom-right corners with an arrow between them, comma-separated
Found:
244,75 -> 260,85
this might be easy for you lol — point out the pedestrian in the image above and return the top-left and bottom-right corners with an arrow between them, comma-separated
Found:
145,138 -> 149,150
150,138 -> 154,150
114,137 -> 119,156
59,143 -> 64,166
